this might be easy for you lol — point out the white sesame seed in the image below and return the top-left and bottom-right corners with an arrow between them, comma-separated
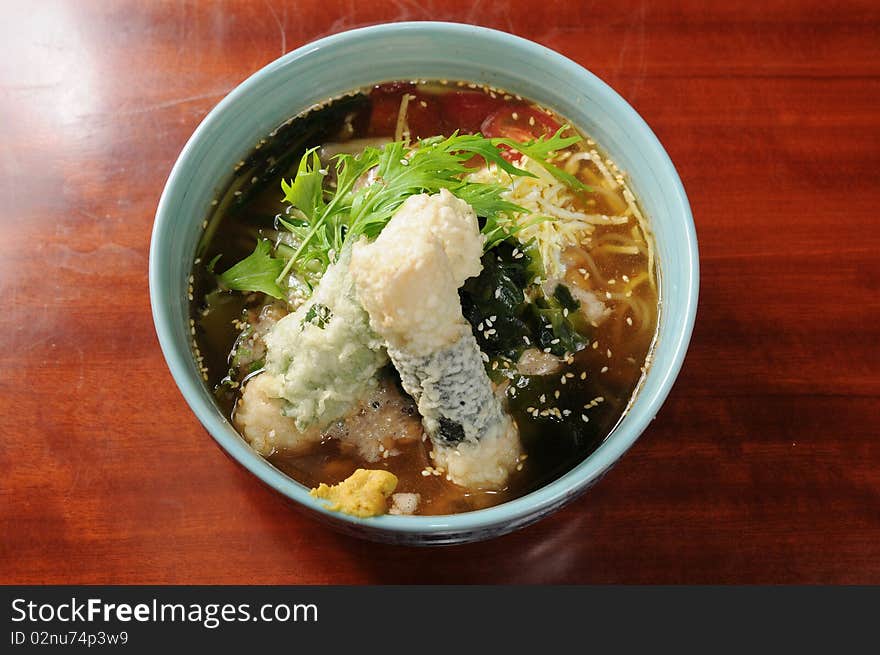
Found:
512,112 -> 519,120
581,414 -> 589,423
601,366 -> 609,373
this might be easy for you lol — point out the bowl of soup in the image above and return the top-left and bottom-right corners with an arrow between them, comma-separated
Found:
150,22 -> 698,544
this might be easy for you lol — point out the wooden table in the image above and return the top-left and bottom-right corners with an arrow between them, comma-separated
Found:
1,0 -> 878,584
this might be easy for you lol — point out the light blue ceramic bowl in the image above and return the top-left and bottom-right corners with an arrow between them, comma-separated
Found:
150,22 -> 698,545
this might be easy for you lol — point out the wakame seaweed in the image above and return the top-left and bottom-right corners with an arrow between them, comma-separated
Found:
460,241 -> 589,362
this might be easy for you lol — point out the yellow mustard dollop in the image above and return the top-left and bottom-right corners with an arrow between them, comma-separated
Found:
309,469 -> 399,518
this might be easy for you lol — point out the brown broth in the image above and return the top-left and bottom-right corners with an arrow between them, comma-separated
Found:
190,81 -> 659,515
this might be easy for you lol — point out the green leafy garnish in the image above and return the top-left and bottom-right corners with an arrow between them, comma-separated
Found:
220,128 -> 583,299
217,239 -> 286,299
492,127 -> 590,192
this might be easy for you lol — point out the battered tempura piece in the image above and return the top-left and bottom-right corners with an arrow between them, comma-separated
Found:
350,189 -> 521,490
234,247 -> 388,455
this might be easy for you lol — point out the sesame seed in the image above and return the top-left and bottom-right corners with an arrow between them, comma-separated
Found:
605,291 -> 612,299
419,100 -> 427,108
580,372 -> 587,380
581,414 -> 589,423
511,112 -> 519,120
560,376 -> 567,385
539,394 -> 546,403
592,341 -> 599,350
489,315 -> 497,322
608,279 -> 616,285
607,349 -> 612,358
528,116 -> 535,126
478,322 -> 484,331
601,366 -> 609,373
554,390 -> 560,399
626,317 -> 633,326
550,338 -> 560,345
523,336 -> 531,345
543,347 -> 552,353
563,308 -> 569,317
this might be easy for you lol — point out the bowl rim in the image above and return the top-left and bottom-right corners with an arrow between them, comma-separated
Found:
150,20 -> 699,536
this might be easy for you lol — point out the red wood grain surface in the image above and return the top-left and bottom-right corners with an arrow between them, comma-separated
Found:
1,0 -> 878,584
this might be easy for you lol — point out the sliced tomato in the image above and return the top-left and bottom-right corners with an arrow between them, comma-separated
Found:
480,104 -> 563,160
437,90 -> 505,135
